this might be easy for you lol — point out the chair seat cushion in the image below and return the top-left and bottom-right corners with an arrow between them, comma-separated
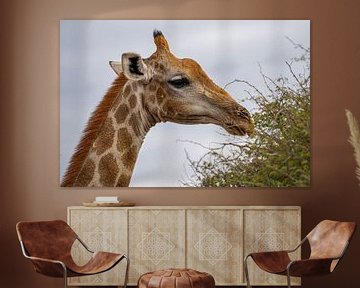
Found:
138,268 -> 215,288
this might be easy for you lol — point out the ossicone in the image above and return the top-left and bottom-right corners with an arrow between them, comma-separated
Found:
153,29 -> 170,53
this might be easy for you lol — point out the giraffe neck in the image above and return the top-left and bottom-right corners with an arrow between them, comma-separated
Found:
73,80 -> 157,187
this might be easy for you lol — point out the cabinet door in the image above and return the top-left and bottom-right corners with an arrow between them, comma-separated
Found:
186,209 -> 243,285
128,209 -> 186,284
243,208 -> 301,286
68,208 -> 127,286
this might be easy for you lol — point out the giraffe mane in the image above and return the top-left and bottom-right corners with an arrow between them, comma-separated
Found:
61,73 -> 128,187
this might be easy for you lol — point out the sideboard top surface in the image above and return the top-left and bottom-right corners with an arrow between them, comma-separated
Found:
68,205 -> 301,210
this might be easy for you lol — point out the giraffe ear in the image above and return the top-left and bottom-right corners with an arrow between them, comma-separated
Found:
121,53 -> 152,81
109,61 -> 123,76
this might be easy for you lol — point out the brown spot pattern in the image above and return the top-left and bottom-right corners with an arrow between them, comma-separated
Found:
116,174 -> 130,187
117,128 -> 132,153
114,104 -> 129,124
123,85 -> 131,98
121,146 -> 137,170
98,153 -> 119,186
61,74 -> 128,187
94,118 -> 115,155
75,158 -> 95,186
111,94 -> 123,112
128,94 -> 137,109
128,114 -> 141,136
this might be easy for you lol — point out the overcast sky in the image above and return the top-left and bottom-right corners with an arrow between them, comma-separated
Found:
60,20 -> 310,187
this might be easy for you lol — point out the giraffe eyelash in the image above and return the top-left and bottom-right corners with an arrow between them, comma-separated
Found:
168,75 -> 190,88
170,75 -> 183,81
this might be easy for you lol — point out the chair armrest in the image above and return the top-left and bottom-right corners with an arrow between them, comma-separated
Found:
287,258 -> 335,277
19,240 -> 67,277
25,255 -> 65,266
25,255 -> 67,277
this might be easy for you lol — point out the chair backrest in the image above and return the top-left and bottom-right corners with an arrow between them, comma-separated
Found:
307,220 -> 356,262
16,220 -> 77,261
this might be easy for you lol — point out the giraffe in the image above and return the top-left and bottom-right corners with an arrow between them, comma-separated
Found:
61,30 -> 254,187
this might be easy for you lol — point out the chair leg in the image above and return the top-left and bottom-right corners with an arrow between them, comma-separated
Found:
62,264 -> 68,288
286,269 -> 291,288
123,255 -> 130,288
244,255 -> 252,288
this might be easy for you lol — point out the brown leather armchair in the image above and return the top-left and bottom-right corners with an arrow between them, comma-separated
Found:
16,220 -> 129,288
244,220 -> 356,288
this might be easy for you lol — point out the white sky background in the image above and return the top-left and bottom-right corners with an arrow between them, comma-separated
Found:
60,20 -> 310,187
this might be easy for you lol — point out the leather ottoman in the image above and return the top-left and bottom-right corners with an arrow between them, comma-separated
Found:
138,268 -> 215,288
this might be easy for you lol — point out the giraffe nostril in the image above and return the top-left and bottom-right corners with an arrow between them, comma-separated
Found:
236,108 -> 251,121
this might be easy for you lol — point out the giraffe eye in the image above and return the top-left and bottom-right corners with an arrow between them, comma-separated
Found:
168,76 -> 190,89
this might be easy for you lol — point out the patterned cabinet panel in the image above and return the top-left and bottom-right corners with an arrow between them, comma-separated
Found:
187,209 -> 243,285
68,208 -> 127,286
243,208 -> 301,286
67,206 -> 301,286
128,209 -> 186,284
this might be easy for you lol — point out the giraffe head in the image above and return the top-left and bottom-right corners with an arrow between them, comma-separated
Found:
110,30 -> 254,136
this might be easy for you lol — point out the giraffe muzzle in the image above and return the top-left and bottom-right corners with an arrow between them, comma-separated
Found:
220,104 -> 255,137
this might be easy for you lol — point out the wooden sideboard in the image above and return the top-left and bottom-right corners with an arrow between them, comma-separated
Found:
67,206 -> 301,286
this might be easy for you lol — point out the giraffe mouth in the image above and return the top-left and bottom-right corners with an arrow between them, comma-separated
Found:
224,119 -> 255,136
167,114 -> 254,136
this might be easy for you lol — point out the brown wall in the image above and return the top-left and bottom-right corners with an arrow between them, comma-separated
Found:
1,0 -> 360,287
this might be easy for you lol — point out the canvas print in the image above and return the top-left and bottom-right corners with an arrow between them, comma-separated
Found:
60,20 -> 310,187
